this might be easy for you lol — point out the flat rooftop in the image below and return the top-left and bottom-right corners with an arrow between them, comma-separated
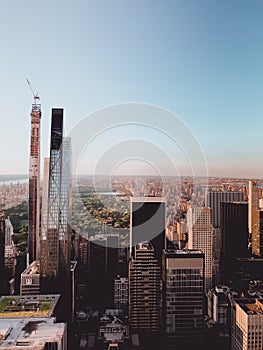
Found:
0,295 -> 60,319
237,299 -> 263,315
21,260 -> 40,275
0,317 -> 65,348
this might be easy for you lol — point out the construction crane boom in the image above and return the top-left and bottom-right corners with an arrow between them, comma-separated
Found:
26,79 -> 40,106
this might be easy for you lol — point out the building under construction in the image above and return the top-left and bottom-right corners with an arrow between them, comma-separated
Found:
27,80 -> 41,263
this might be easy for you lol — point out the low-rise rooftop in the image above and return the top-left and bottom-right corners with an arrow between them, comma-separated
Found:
0,295 -> 60,319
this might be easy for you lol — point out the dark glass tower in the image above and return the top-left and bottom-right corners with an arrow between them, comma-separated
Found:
130,197 -> 166,264
40,109 -> 72,296
162,249 -> 205,349
220,201 -> 249,284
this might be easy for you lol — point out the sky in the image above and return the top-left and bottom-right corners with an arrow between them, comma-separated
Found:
0,0 -> 262,178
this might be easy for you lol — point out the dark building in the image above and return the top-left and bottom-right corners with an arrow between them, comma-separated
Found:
130,197 -> 166,264
88,234 -> 119,309
205,191 -> 244,227
220,202 -> 249,285
162,249 -> 205,349
129,242 -> 161,333
40,109 -> 72,321
28,97 -> 41,263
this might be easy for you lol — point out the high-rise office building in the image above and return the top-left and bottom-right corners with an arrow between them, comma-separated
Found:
220,202 -> 249,284
205,191 -> 244,227
88,234 -> 119,308
40,109 -> 72,291
187,206 -> 213,291
252,209 -> 263,257
0,213 -> 5,295
28,99 -> 41,263
130,197 -> 166,264
231,297 -> 263,350
129,242 -> 161,333
162,249 -> 205,348
249,180 -> 259,236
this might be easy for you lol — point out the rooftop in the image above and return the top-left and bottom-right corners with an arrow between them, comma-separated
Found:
21,261 -> 40,275
237,299 -> 263,315
0,295 -> 60,319
0,317 -> 65,348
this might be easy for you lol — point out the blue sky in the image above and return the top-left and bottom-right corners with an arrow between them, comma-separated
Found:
0,0 -> 262,178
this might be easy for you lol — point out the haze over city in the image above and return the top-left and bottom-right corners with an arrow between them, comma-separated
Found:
0,0 -> 262,178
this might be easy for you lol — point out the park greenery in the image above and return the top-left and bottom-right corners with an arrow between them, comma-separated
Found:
5,188 -> 131,250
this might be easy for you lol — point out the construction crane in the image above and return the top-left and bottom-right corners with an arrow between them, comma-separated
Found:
26,79 -> 40,107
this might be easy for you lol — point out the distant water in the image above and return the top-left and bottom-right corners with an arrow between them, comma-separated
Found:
0,175 -> 28,186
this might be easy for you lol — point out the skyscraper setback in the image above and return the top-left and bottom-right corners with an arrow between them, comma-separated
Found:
28,98 -> 41,263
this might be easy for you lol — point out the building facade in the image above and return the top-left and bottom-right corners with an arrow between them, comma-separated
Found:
28,100 -> 41,263
130,196 -> 166,264
129,242 -> 161,333
40,109 -> 72,295
162,249 -> 205,348
187,206 -> 213,291
205,191 -> 244,227
249,180 -> 259,236
231,297 -> 263,350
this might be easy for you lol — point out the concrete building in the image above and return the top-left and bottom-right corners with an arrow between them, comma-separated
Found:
0,317 -> 66,349
249,180 -> 259,236
187,206 -> 213,291
129,242 -> 161,333
162,249 -> 205,348
231,297 -> 263,350
252,209 -> 263,257
0,213 -> 5,295
28,96 -> 42,263
20,260 -> 40,295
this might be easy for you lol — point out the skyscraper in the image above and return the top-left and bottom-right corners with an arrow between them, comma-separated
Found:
162,249 -> 205,348
231,297 -> 263,350
129,242 -> 161,333
187,206 -> 213,291
130,197 -> 166,264
252,209 -> 263,257
40,109 -> 72,292
0,213 -> 5,295
205,191 -> 244,227
28,99 -> 41,262
249,180 -> 259,234
220,202 -> 249,284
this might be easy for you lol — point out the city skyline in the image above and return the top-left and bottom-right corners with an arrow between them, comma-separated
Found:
0,1 -> 262,178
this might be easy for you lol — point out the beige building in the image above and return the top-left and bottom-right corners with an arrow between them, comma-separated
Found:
187,206 -> 213,291
231,297 -> 263,350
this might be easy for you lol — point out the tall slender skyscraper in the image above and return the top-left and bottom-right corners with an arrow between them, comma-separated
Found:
28,98 -> 41,262
249,180 -> 259,246
0,213 -> 5,295
40,109 -> 72,292
187,206 -> 213,291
